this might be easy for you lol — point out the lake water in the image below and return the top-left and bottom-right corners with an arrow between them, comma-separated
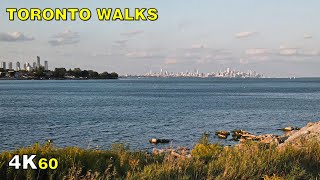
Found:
1,78 -> 320,151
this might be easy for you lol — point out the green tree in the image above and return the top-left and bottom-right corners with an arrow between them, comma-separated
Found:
110,72 -> 119,79
80,70 -> 89,78
88,70 -> 99,79
67,69 -> 74,76
53,68 -> 66,79
73,68 -> 81,78
100,72 -> 109,79
100,72 -> 119,79
34,66 -> 45,79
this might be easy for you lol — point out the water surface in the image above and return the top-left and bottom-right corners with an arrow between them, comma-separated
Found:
1,78 -> 320,151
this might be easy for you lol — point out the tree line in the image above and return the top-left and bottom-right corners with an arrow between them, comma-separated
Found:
0,67 -> 118,80
53,68 -> 118,79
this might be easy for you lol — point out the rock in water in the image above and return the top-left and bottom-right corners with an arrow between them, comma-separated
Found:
149,138 -> 158,144
158,139 -> 170,143
218,134 -> 228,139
149,138 -> 170,144
215,131 -> 230,136
281,126 -> 294,131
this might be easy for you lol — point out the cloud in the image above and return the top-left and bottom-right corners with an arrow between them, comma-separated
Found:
304,33 -> 312,39
278,47 -> 319,57
164,58 -> 178,65
279,48 -> 298,56
177,47 -> 234,64
91,51 -> 113,57
213,54 -> 233,61
239,58 -> 249,64
299,49 -> 319,56
196,53 -> 235,64
126,51 -> 153,58
112,39 -> 129,47
120,30 -> 144,37
196,59 -> 210,64
0,32 -> 34,42
48,30 -> 80,46
191,44 -> 206,49
278,45 -> 298,56
245,48 -> 271,55
197,55 -> 215,64
235,31 -> 257,38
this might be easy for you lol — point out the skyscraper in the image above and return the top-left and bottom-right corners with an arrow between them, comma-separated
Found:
33,62 -> 37,70
37,56 -> 41,69
44,61 -> 48,71
26,63 -> 32,72
16,62 -> 21,71
8,62 -> 13,70
1,62 -> 6,70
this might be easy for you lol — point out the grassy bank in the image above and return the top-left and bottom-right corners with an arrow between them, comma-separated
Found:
1,139 -> 320,180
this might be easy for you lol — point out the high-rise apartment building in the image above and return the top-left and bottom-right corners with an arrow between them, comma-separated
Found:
16,62 -> 21,71
1,62 -> 6,70
24,62 -> 28,71
33,62 -> 37,70
26,63 -> 32,72
8,62 -> 13,70
37,56 -> 41,69
44,61 -> 48,71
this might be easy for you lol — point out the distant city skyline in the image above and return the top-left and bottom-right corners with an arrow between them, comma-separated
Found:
141,67 -> 263,78
0,56 -> 49,71
1,1 -> 320,77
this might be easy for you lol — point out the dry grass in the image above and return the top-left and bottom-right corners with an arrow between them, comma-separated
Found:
1,139 -> 320,179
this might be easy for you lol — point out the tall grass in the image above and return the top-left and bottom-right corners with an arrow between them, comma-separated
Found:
1,139 -> 320,179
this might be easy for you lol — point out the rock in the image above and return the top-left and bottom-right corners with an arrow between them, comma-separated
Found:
152,148 -> 165,155
217,134 -> 228,139
149,138 -> 171,144
158,139 -> 170,143
153,147 -> 191,159
238,133 -> 281,145
171,151 -> 182,158
232,129 -> 251,138
239,138 -> 246,143
241,134 -> 256,139
279,126 -> 300,131
279,121 -> 320,148
278,135 -> 289,144
307,122 -> 315,127
281,126 -> 295,131
232,133 -> 242,138
149,138 -> 158,144
215,131 -> 230,136
230,137 -> 240,141
240,135 -> 259,143
256,134 -> 279,145
215,131 -> 231,139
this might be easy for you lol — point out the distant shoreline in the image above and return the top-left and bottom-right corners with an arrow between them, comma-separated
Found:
0,78 -> 119,80
119,76 -> 320,79
1,76 -> 320,80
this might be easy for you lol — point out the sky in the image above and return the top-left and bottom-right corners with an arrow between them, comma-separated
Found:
0,0 -> 319,77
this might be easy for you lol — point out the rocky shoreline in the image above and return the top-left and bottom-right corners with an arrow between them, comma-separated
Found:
152,121 -> 320,158
1,121 -> 320,179
235,121 -> 320,148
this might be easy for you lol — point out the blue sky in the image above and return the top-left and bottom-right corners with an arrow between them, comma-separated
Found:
0,0 -> 319,77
